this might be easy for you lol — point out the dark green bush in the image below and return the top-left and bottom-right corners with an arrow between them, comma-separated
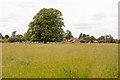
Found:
80,39 -> 86,43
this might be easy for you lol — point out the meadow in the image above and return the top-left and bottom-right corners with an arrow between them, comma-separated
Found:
2,43 -> 118,78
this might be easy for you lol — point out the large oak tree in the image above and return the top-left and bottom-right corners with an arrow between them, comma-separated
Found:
27,8 -> 65,43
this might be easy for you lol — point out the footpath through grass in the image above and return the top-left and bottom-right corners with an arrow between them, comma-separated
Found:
2,43 -> 118,78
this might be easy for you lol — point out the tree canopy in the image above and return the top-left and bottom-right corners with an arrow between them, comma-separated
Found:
98,35 -> 114,43
12,31 -> 16,36
27,8 -> 65,43
0,33 -> 2,39
79,33 -> 96,43
65,30 -> 73,40
4,35 -> 9,39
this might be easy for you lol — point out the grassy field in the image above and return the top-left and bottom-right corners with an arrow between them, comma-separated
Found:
2,43 -> 118,78
0,43 -> 2,79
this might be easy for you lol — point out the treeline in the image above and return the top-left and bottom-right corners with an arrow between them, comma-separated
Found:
0,31 -> 120,43
78,33 -> 119,43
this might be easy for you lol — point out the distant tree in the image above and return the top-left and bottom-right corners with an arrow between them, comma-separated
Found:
98,36 -> 105,43
114,39 -> 119,43
0,33 -> 3,39
104,34 -> 114,43
86,36 -> 96,43
98,35 -> 114,43
15,34 -> 24,41
83,34 -> 86,38
27,8 -> 65,43
65,30 -> 73,40
12,31 -> 16,36
23,33 -> 31,41
0,33 -> 2,42
83,34 -> 86,40
4,35 -> 9,39
79,33 -> 87,40
79,33 -> 96,43
85,36 -> 90,42
16,34 -> 23,38
79,33 -> 83,39
89,36 -> 96,43
98,36 -> 105,40
86,35 -> 89,37
91,36 -> 96,40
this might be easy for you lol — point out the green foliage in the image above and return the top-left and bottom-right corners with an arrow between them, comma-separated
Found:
88,36 -> 96,43
1,39 -> 8,43
0,33 -> 2,42
90,36 -> 96,40
118,40 -> 120,43
98,36 -> 105,40
16,34 -> 23,38
79,33 -> 86,39
98,40 -> 105,43
28,8 -> 65,43
4,35 -> 9,39
65,30 -> 73,40
98,35 -> 114,43
8,37 -> 22,42
0,34 -> 9,43
0,33 -> 2,39
23,33 -> 31,41
114,39 -> 120,43
12,31 -> 16,36
79,33 -> 96,43
80,39 -> 86,43
104,35 -> 114,43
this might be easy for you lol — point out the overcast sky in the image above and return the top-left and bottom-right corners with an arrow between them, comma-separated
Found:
0,0 -> 119,39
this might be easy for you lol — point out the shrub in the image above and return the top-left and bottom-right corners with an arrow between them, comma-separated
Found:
80,39 -> 86,43
2,39 -> 8,43
98,40 -> 105,43
8,37 -> 22,42
115,40 -> 120,43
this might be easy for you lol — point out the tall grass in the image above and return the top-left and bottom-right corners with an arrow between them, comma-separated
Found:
2,43 -> 118,78
0,43 -> 2,79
